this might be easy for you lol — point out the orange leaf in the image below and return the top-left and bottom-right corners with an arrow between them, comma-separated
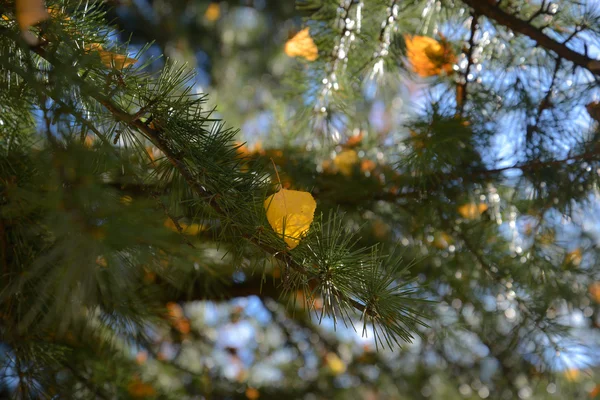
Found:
405,35 -> 455,77
285,28 -> 318,61
458,203 -> 488,219
204,2 -> 220,21
86,43 -> 137,69
16,0 -> 48,30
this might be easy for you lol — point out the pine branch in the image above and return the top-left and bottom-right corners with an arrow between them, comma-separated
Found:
461,0 -> 600,77
24,36 -> 376,319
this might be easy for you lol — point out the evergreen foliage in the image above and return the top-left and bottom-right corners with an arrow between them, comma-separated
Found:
1,0 -> 600,399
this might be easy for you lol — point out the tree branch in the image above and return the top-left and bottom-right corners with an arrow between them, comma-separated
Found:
461,0 -> 600,77
23,39 -> 372,317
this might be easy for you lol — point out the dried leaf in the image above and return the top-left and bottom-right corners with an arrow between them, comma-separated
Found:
404,35 -> 455,78
164,218 -> 205,235
245,388 -> 260,400
563,368 -> 581,382
16,0 -> 48,30
565,248 -> 582,266
285,27 -> 318,61
589,282 -> 600,303
360,159 -> 376,173
204,2 -> 220,21
86,43 -> 137,69
325,353 -> 346,375
458,203 -> 488,219
120,195 -> 133,205
345,131 -> 364,147
333,149 -> 359,176
264,189 -> 316,249
127,377 -> 156,398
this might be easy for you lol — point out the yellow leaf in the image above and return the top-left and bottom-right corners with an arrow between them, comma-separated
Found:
204,2 -> 220,22
433,231 -> 452,249
285,27 -> 318,61
565,248 -> 583,266
458,203 -> 488,219
404,35 -> 455,78
83,134 -> 94,147
47,6 -> 69,20
164,218 -> 205,236
120,195 -> 133,205
325,352 -> 346,375
564,368 -> 580,382
16,0 -> 48,30
333,149 -> 359,176
85,43 -> 137,69
264,189 -> 316,249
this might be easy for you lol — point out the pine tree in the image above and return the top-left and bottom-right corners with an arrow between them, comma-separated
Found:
1,0 -> 600,399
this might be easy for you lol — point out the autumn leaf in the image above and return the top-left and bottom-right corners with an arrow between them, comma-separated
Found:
404,35 -> 455,77
120,195 -> 133,205
360,159 -> 376,173
565,248 -> 582,266
285,27 -> 318,61
589,282 -> 600,303
164,218 -> 205,235
433,231 -> 452,249
345,131 -> 364,147
85,43 -> 137,69
563,368 -> 581,382
204,2 -> 221,22
16,0 -> 48,31
245,387 -> 260,400
333,149 -> 359,176
325,352 -> 346,375
264,189 -> 316,249
127,377 -> 156,398
458,203 -> 488,219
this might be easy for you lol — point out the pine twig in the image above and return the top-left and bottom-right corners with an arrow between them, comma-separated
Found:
24,40 -> 373,318
461,0 -> 600,77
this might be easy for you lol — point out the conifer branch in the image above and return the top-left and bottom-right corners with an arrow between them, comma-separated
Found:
25,39 -> 374,318
461,0 -> 600,77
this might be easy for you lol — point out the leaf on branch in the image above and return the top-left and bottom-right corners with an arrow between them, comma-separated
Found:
589,282 -> 600,303
16,0 -> 48,31
458,203 -> 488,219
164,218 -> 206,236
264,189 -> 316,249
204,2 -> 221,22
285,27 -> 319,61
127,376 -> 156,398
404,35 -> 455,78
324,352 -> 346,375
333,149 -> 359,176
85,43 -> 138,69
564,248 -> 582,267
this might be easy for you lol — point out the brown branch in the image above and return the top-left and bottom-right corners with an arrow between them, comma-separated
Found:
457,13 -> 479,115
461,0 -> 600,77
